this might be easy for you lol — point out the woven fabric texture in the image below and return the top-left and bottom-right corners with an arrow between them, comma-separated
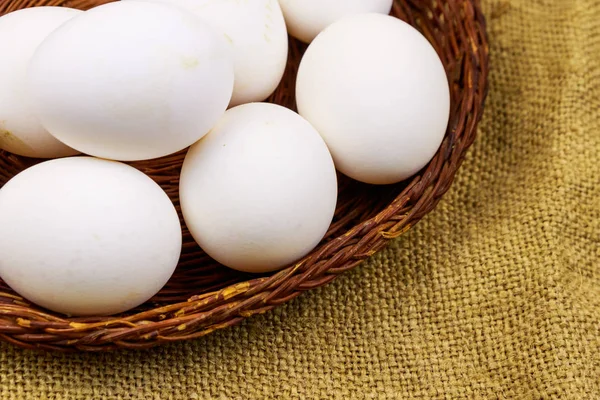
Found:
0,0 -> 598,398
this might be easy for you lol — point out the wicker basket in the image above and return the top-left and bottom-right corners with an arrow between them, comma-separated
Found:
0,0 -> 489,351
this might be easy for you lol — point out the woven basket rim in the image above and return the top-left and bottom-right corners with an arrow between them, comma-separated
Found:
0,0 -> 489,351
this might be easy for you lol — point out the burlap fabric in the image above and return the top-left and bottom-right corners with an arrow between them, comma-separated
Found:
0,0 -> 598,398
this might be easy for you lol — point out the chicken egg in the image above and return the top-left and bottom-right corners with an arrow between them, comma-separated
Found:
0,157 -> 182,316
0,7 -> 81,158
28,1 -> 234,161
127,0 -> 288,107
180,103 -> 337,273
278,0 -> 393,43
296,14 -> 450,185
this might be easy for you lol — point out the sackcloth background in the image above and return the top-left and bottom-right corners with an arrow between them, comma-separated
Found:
0,0 -> 598,398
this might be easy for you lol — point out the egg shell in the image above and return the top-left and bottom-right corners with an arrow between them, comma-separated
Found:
28,1 -> 234,162
126,0 -> 288,107
0,157 -> 182,316
296,14 -> 450,185
278,0 -> 393,43
180,103 -> 337,273
0,7 -> 81,158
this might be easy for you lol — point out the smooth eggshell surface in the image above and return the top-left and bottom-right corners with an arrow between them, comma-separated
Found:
0,7 -> 81,158
278,0 -> 393,43
127,0 -> 288,107
28,1 -> 234,161
296,14 -> 450,185
180,103 -> 337,273
0,157 -> 182,316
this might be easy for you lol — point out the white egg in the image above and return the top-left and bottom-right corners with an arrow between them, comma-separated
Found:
125,0 -> 288,107
180,103 -> 337,273
0,157 -> 182,316
296,14 -> 450,185
279,0 -> 393,43
28,1 -> 234,162
0,7 -> 81,159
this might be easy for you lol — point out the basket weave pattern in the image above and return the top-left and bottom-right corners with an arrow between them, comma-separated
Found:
0,0 -> 489,351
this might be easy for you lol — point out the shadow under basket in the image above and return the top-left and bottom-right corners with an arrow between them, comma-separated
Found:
0,0 -> 489,351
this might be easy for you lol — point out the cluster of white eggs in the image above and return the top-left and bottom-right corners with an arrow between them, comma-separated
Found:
0,0 -> 450,316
